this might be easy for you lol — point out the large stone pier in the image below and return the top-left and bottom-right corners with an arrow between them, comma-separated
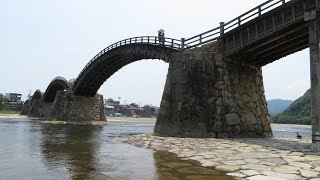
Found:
155,42 -> 272,138
50,90 -> 106,121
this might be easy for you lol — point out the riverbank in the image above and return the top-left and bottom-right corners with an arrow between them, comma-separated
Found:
0,115 -> 156,125
0,110 -> 20,114
0,114 -> 26,118
107,116 -> 156,123
118,134 -> 320,179
40,116 -> 157,125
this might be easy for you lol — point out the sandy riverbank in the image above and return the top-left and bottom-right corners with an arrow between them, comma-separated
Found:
107,116 -> 156,123
272,123 -> 311,129
0,114 -> 27,119
0,115 -> 156,125
118,134 -> 320,180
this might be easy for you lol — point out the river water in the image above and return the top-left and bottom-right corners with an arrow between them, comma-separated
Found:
271,123 -> 312,140
0,118 -> 233,180
0,117 -> 312,180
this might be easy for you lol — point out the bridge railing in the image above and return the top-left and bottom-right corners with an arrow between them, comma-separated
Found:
183,26 -> 221,50
89,36 -> 181,63
183,0 -> 291,50
76,36 -> 181,84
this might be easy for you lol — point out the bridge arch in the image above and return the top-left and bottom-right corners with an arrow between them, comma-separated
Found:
30,89 -> 42,105
43,76 -> 70,102
73,36 -> 180,96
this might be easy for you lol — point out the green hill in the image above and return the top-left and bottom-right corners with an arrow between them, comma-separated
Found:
267,99 -> 293,116
272,89 -> 311,125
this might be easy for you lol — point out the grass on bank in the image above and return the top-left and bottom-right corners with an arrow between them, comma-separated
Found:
0,110 -> 20,114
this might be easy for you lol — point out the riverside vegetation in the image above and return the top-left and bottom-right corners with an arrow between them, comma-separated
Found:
272,89 -> 311,125
0,94 -> 20,114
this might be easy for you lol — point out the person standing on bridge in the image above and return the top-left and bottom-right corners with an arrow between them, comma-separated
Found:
158,29 -> 165,45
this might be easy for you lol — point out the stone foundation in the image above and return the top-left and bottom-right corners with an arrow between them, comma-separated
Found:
28,99 -> 43,117
28,100 -> 52,118
155,42 -> 272,138
20,100 -> 30,115
49,90 -> 106,121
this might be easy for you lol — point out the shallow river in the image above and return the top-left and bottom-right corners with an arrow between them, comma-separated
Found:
272,123 -> 312,140
0,117 -> 311,180
0,118 -> 234,180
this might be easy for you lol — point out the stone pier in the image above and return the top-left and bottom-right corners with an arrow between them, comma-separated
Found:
155,42 -> 272,138
20,89 -> 106,122
20,100 -> 30,115
29,100 -> 52,118
49,90 -> 106,121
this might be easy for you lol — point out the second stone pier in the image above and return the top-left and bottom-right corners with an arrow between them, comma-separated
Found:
49,90 -> 106,122
155,42 -> 272,138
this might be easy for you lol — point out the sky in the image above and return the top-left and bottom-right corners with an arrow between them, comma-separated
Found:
0,0 -> 310,106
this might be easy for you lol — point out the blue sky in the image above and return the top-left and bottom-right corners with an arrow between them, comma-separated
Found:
0,0 -> 310,106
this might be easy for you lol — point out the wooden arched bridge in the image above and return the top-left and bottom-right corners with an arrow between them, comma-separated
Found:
73,36 -> 181,96
73,0 -> 314,96
23,0 -> 320,151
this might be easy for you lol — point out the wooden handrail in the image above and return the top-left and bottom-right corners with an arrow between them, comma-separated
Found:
184,0 -> 291,50
75,36 -> 181,84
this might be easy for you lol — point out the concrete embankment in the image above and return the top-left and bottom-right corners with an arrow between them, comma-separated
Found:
118,134 -> 320,180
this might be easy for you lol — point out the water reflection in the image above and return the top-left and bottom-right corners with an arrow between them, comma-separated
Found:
154,151 -> 233,180
0,119 -> 234,180
40,124 -> 103,179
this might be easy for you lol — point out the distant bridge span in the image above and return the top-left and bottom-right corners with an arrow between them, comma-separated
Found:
43,76 -> 70,102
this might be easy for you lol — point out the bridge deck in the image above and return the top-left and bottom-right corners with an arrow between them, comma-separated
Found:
221,0 -> 313,66
182,0 -> 314,66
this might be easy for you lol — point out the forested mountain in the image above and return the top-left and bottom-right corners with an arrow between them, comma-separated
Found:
267,99 -> 293,116
272,89 -> 311,125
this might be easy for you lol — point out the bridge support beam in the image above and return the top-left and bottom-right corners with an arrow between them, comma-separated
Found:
49,90 -> 106,122
308,7 -> 320,152
155,42 -> 272,138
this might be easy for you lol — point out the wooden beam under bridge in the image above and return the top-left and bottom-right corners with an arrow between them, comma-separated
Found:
307,0 -> 320,152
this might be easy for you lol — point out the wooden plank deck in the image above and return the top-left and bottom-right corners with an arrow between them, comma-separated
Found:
221,0 -> 315,66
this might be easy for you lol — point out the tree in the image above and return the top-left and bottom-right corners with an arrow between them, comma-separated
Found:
0,94 -> 3,110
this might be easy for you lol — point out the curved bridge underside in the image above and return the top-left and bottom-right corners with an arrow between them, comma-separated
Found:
30,89 -> 42,105
43,76 -> 70,102
73,44 -> 178,97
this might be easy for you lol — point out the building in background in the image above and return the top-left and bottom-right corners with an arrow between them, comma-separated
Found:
104,97 -> 159,118
4,93 -> 23,104
1,93 -> 24,111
